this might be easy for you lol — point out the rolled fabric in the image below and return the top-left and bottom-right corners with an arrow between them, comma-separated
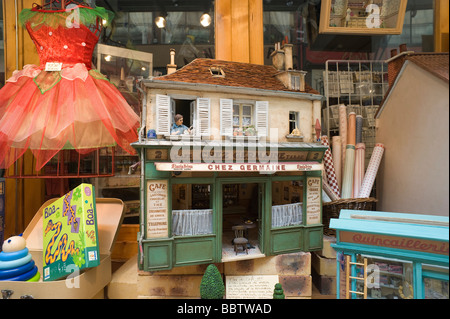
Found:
353,143 -> 365,198
323,180 -> 340,201
347,112 -> 356,146
322,190 -> 332,203
332,136 -> 342,189
341,145 -> 355,199
355,115 -> 363,144
321,135 -> 340,197
358,143 -> 385,198
338,105 -> 347,175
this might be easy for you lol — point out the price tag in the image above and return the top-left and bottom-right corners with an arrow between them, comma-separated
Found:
45,62 -> 62,72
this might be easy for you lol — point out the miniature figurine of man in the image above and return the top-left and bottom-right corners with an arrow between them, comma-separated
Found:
171,114 -> 191,135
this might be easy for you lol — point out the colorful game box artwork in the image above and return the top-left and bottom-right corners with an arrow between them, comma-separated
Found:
43,183 -> 100,281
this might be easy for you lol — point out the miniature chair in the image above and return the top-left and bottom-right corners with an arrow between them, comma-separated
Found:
232,225 -> 248,255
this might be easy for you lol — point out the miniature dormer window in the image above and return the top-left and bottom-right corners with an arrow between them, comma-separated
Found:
292,75 -> 300,91
210,65 -> 225,78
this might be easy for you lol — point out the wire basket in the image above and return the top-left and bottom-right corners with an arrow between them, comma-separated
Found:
322,197 -> 377,236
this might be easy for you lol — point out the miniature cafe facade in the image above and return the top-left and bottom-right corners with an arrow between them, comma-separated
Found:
133,54 -> 328,271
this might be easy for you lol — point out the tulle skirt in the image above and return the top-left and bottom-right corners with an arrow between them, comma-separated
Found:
0,64 -> 140,170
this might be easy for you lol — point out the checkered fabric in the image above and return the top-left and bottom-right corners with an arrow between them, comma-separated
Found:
321,136 -> 341,197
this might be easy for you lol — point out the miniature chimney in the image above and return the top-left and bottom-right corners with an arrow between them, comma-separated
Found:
271,42 -> 285,71
386,44 -> 414,87
283,43 -> 293,71
167,49 -> 177,75
272,42 -> 307,91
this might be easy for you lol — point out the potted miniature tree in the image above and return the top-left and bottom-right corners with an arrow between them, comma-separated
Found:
273,283 -> 285,299
200,264 -> 225,299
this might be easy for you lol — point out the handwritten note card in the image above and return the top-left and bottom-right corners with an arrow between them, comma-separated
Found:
226,275 -> 279,299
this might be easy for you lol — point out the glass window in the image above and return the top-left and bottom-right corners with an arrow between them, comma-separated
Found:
423,264 -> 449,299
263,0 -> 435,93
289,111 -> 299,133
171,183 -> 213,236
358,255 -> 414,299
233,104 -> 254,132
271,180 -> 303,228
95,0 -> 215,76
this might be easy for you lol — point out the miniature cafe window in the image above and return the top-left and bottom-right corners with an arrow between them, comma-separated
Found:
271,180 -> 303,228
171,183 -> 213,236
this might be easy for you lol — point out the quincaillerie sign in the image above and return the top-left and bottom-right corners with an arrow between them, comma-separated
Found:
340,231 -> 449,255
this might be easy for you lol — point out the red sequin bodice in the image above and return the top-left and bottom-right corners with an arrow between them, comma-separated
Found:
26,19 -> 98,69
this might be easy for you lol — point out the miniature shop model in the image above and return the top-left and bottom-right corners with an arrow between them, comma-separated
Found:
133,44 -> 328,271
330,210 -> 449,299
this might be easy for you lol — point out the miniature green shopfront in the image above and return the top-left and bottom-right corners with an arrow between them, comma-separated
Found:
132,140 -> 327,271
132,52 -> 327,271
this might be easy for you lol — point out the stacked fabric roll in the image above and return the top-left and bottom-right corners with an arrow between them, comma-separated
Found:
322,105 -> 385,201
0,235 -> 40,282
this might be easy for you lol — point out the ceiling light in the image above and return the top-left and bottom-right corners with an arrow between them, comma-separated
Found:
104,55 -> 112,62
200,13 -> 211,27
155,16 -> 166,28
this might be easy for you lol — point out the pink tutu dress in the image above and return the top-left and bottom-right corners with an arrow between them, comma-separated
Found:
0,4 -> 140,170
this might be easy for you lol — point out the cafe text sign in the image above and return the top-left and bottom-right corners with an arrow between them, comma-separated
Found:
155,162 -> 323,172
340,231 -> 449,255
146,180 -> 169,238
306,177 -> 321,225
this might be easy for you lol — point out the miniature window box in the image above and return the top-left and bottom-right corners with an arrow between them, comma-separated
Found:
285,134 -> 305,142
226,135 -> 261,142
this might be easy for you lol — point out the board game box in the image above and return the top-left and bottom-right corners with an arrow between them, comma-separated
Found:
43,183 -> 100,281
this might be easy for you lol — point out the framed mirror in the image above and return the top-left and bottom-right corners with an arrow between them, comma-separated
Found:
319,0 -> 408,35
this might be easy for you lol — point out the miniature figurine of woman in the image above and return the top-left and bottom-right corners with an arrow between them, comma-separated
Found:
171,114 -> 191,135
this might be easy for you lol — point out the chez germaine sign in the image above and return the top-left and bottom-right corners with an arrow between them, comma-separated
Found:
146,146 -> 324,172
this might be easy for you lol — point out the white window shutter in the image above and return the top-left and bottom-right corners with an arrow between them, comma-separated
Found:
255,101 -> 269,137
156,94 -> 171,135
196,98 -> 211,136
220,99 -> 233,136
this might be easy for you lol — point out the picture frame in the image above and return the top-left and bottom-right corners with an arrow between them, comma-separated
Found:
319,0 -> 408,35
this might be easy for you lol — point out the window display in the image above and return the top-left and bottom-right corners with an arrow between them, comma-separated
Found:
359,255 -> 414,299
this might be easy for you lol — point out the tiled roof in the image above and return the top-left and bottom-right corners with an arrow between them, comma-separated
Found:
153,58 -> 320,95
406,53 -> 449,83
376,52 -> 449,117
